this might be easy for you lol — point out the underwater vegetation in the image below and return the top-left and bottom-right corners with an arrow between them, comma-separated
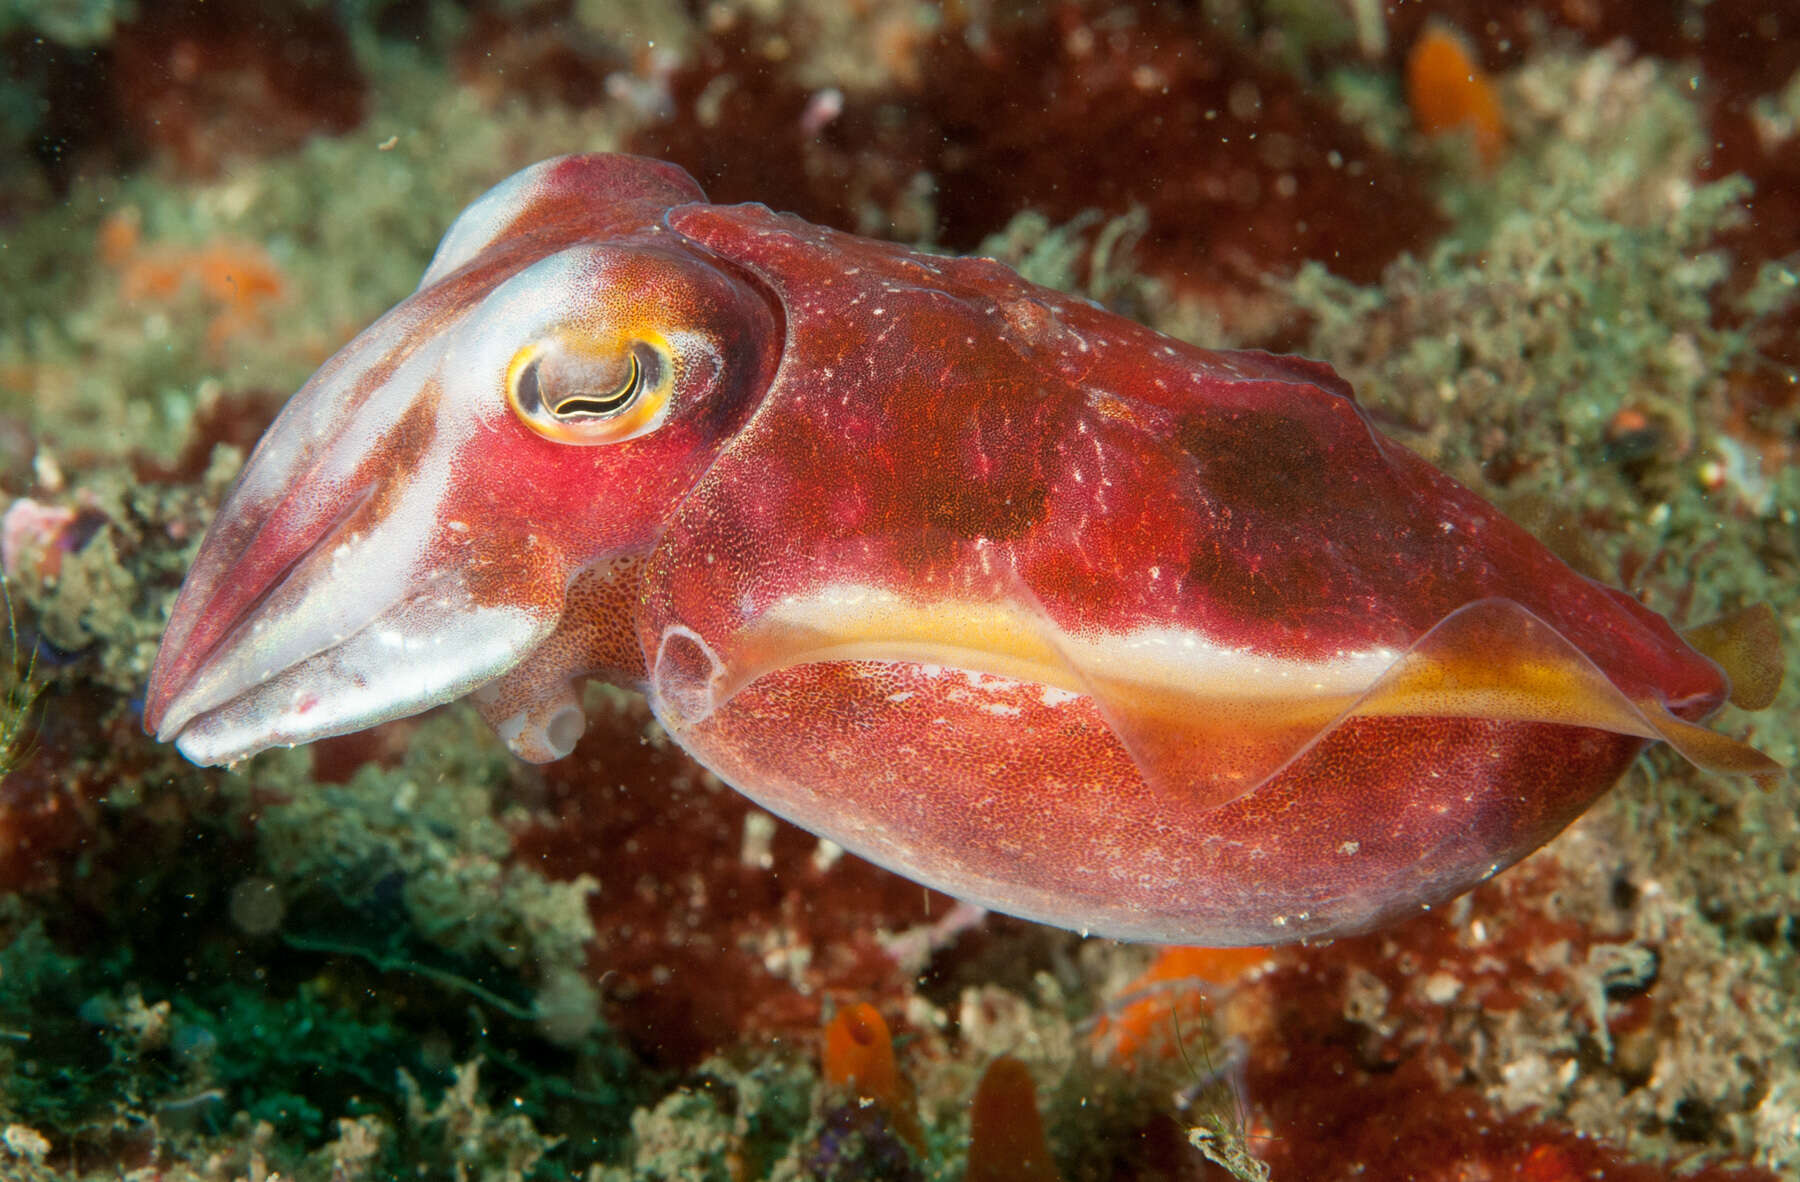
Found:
0,1 -> 1796,1179
0,579 -> 37,782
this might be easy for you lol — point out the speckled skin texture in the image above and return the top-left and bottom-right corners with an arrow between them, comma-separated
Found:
631,191 -> 1728,939
682,660 -> 1643,944
649,201 -> 1718,700
147,154 -> 1751,945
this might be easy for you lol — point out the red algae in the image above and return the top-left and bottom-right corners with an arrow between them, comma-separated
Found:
0,731 -> 101,896
1227,867 -> 1782,1182
0,686 -> 194,899
109,0 -> 365,177
910,6 -> 1442,295
510,692 -> 942,1067
128,386 -> 288,487
629,4 -> 1443,327
1248,1050 -> 1779,1182
623,21 -> 893,241
452,5 -> 628,109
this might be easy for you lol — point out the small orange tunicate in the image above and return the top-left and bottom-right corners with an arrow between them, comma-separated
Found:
822,1002 -> 923,1149
967,1055 -> 1061,1182
1406,24 -> 1506,167
823,1002 -> 902,1105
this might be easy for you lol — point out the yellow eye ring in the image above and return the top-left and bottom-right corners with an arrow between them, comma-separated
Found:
506,332 -> 673,444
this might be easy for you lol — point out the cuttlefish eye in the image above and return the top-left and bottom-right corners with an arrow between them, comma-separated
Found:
505,330 -> 673,444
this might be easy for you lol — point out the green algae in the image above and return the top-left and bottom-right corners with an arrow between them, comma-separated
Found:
0,8 -> 1797,1181
243,715 -> 599,990
595,1053 -> 818,1181
1287,44 -> 1799,761
977,206 -> 1159,320
0,770 -> 642,1178
0,48 -> 635,468
0,434 -> 641,1177
0,0 -> 127,45
0,579 -> 37,779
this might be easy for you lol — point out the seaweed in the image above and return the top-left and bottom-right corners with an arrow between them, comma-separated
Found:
0,2 -> 1795,1178
0,578 -> 38,780
627,3 -> 1443,336
0,785 -> 643,1178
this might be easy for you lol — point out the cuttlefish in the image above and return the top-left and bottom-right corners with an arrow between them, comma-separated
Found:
143,154 -> 1783,945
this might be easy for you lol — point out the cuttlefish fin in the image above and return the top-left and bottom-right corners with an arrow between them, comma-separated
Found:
683,564 -> 1339,814
1678,601 -> 1786,791
1681,601 -> 1784,712
1021,630 -> 1345,815
1347,598 -> 1787,785
682,574 -> 1785,817
1067,596 -> 1787,816
993,569 -> 1347,815
1640,711 -> 1785,791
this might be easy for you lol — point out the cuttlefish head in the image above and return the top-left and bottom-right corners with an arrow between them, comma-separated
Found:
145,155 -> 779,766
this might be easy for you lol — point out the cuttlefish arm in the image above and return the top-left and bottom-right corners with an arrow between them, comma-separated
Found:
145,155 -> 780,765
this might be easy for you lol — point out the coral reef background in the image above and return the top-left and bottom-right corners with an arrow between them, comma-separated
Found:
0,1 -> 1796,1178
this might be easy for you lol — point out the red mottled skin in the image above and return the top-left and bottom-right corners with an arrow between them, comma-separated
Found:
647,202 -> 1716,680
145,154 -> 1771,947
681,666 -> 1638,943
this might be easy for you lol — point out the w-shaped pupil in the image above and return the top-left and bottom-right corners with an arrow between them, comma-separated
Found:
550,351 -> 640,417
